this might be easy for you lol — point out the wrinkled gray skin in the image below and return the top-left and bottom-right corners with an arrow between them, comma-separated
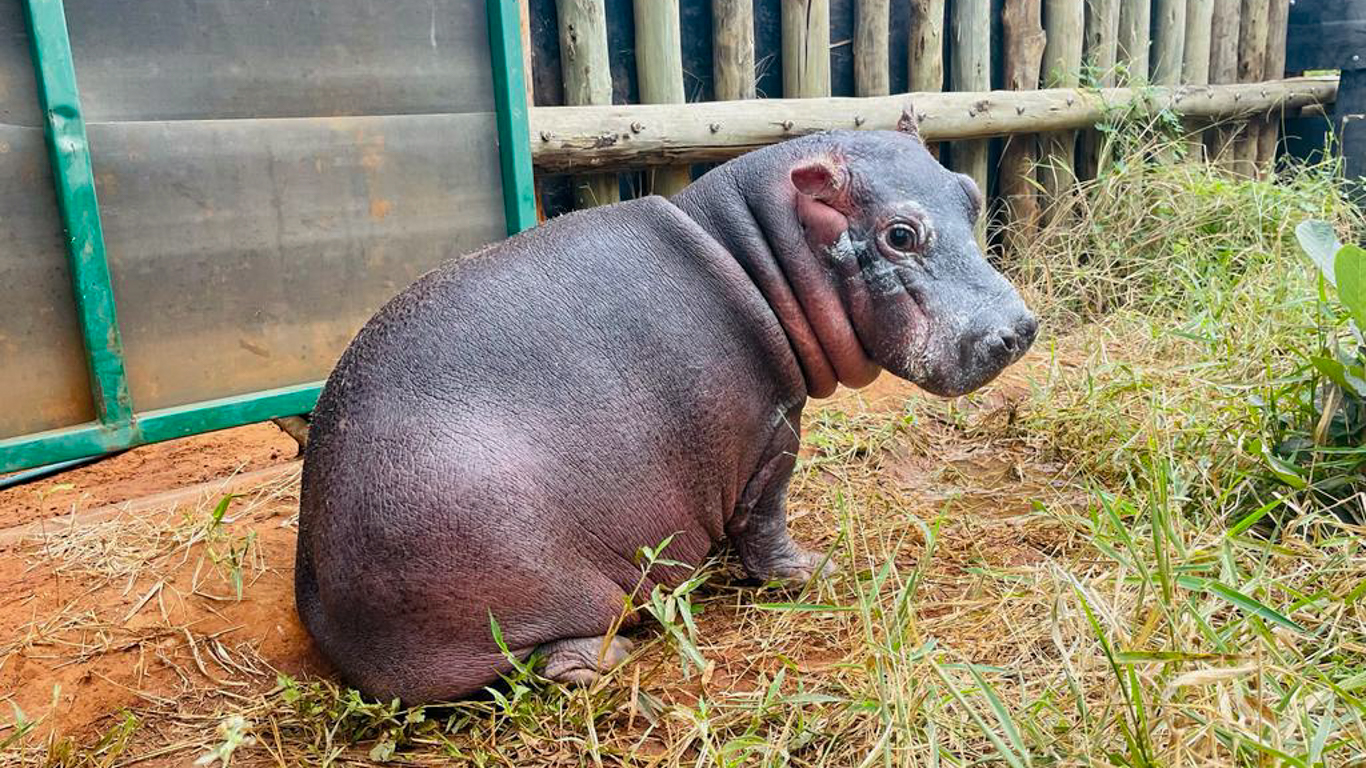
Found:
295,125 -> 1035,704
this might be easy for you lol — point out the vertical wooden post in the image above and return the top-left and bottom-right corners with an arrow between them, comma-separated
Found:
1183,0 -> 1213,85
1235,0 -> 1269,174
909,0 -> 945,158
519,0 -> 546,223
1041,0 -> 1085,221
1081,0 -> 1121,177
1153,0 -> 1188,85
635,0 -> 692,196
1183,0 -> 1215,157
557,0 -> 619,208
1117,0 -> 1151,84
855,0 -> 891,96
1153,0 -> 1188,162
1257,0 -> 1289,168
783,0 -> 832,98
1001,0 -> 1046,252
1207,0 -> 1241,166
950,0 -> 991,238
714,0 -> 757,100
909,0 -> 945,92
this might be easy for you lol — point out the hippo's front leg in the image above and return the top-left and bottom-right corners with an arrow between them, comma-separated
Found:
728,416 -> 836,587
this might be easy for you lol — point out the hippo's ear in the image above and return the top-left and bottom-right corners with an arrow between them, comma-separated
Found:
790,158 -> 848,202
896,107 -> 920,139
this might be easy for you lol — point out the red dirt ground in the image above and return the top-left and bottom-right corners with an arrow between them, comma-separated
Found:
0,424 -> 324,753
0,373 -> 1054,763
0,424 -> 300,531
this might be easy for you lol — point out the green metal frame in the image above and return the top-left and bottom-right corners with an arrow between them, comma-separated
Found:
0,0 -> 538,474
487,0 -> 539,234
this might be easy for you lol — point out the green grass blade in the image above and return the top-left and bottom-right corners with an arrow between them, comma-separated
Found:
928,657 -> 1027,768
963,662 -> 1032,766
1177,576 -> 1309,634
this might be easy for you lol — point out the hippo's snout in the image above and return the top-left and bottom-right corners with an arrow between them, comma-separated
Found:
917,303 -> 1036,397
965,311 -> 1038,371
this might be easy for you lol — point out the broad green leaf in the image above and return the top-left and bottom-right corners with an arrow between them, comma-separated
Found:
1335,244 -> 1366,330
1177,576 -> 1309,634
1297,219 -> 1342,285
1311,356 -> 1366,398
1255,440 -> 1308,490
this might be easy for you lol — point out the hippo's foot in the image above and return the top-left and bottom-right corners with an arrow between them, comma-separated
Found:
745,546 -> 836,588
538,634 -> 634,687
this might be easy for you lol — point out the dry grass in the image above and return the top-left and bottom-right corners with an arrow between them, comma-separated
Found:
4,137 -> 1366,767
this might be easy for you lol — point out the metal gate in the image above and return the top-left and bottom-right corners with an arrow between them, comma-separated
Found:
0,0 -> 535,473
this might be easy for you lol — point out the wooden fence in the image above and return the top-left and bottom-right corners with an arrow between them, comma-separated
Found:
524,0 -> 1334,245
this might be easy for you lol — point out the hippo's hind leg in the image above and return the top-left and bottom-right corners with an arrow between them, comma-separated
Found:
538,635 -> 634,686
728,421 -> 836,587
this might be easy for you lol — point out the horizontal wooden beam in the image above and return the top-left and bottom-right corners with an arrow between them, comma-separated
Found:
529,76 -> 1338,173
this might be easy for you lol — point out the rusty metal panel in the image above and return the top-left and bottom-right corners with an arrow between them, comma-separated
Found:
0,124 -> 97,439
60,0 -> 495,122
91,114 -> 505,411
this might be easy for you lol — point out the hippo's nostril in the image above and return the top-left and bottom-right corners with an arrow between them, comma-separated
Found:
998,328 -> 1020,356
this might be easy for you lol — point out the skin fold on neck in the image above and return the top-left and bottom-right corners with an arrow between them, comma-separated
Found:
672,149 -> 880,399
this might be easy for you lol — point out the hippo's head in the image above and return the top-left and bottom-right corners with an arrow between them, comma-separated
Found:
789,116 -> 1036,396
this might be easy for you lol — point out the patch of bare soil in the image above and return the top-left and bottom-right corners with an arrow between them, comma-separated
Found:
0,423 -> 299,531
0,466 -> 327,760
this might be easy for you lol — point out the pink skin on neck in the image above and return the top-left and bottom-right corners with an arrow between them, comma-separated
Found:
790,193 -> 881,398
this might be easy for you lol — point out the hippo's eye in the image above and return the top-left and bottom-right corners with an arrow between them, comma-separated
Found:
887,225 -> 916,249
882,221 -> 923,256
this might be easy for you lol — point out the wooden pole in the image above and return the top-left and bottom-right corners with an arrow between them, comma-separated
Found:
1001,0 -> 1046,251
519,0 -> 546,222
1040,0 -> 1085,220
1117,0 -> 1151,84
855,0 -> 891,96
909,0 -> 945,157
1153,0 -> 1188,162
713,0 -> 757,100
635,0 -> 692,196
1153,0 -> 1188,85
1081,0 -> 1121,177
1258,0 -> 1290,168
1183,0 -> 1214,85
909,0 -> 945,92
783,0 -> 832,98
1235,0 -> 1269,174
528,77 -> 1338,172
950,0 -> 991,235
557,0 -> 619,208
1207,0 -> 1241,166
1183,0 -> 1215,157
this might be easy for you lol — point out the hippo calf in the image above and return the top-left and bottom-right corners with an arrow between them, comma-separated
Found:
295,115 -> 1036,703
